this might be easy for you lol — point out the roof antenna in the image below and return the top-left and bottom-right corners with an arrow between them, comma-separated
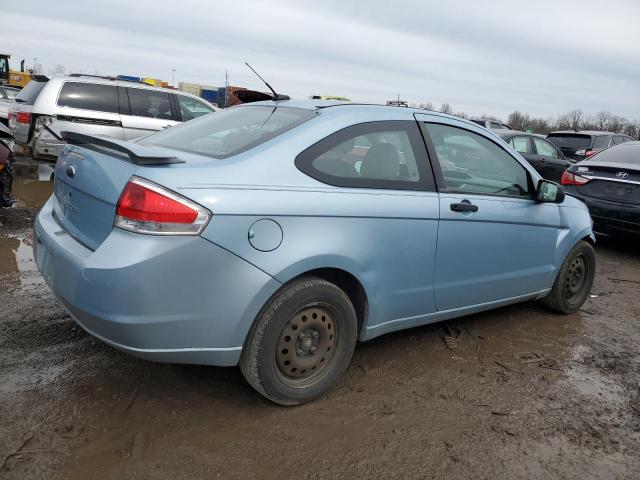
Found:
245,62 -> 290,101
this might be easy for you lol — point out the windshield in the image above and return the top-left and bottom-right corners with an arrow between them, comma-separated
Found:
547,134 -> 592,149
143,105 -> 317,158
15,80 -> 47,105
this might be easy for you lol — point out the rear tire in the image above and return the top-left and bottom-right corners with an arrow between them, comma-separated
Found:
542,240 -> 595,314
240,277 -> 357,405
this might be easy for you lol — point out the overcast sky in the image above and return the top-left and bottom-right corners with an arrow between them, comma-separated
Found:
3,0 -> 639,120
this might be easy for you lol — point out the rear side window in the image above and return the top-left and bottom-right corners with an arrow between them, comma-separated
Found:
296,121 -> 433,191
592,136 -> 610,149
127,88 -> 172,120
611,136 -> 625,146
15,80 -> 47,105
143,105 -> 316,158
57,82 -> 118,113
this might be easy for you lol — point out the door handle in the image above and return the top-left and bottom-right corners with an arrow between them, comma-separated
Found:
450,202 -> 478,213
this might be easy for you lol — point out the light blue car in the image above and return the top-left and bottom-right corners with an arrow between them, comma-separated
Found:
33,101 -> 595,404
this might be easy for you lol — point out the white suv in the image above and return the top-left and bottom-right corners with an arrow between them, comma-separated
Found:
9,74 -> 217,159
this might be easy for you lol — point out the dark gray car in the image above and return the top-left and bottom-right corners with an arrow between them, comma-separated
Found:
547,130 -> 634,161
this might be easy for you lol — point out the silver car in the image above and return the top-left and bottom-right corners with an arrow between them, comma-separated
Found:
9,74 -> 217,159
0,85 -> 20,125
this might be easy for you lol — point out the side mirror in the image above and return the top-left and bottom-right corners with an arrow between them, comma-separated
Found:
536,179 -> 565,203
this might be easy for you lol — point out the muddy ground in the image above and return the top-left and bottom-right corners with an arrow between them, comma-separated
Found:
1,159 -> 639,479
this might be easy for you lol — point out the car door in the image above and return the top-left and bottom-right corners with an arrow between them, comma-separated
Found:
508,134 -> 541,171
416,116 -> 560,311
531,137 -> 571,182
120,86 -> 178,140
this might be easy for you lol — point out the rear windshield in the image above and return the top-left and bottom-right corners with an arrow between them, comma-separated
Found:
143,105 -> 317,159
14,80 -> 47,105
4,88 -> 19,100
547,134 -> 592,149
590,143 -> 640,165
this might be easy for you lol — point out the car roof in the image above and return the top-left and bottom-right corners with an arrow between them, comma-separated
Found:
237,99 -> 486,127
549,130 -> 619,136
36,74 -> 217,107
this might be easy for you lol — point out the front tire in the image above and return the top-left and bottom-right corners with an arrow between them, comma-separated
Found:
240,277 -> 357,405
542,240 -> 596,314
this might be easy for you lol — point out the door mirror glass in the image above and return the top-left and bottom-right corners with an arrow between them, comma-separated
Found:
536,180 -> 565,203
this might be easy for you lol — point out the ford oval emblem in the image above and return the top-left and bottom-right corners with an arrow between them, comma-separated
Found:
66,165 -> 76,178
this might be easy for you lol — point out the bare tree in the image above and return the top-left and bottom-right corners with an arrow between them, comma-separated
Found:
439,103 -> 452,114
424,102 -> 433,111
567,109 -> 584,131
507,111 -> 531,132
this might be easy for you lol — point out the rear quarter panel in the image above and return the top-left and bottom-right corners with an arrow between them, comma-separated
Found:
192,187 -> 440,335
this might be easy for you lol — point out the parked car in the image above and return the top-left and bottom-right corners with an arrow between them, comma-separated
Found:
0,122 -> 15,207
547,130 -> 634,161
34,101 -> 595,404
495,130 -> 573,182
561,141 -> 640,236
0,85 -> 20,126
470,118 -> 512,130
9,74 -> 217,160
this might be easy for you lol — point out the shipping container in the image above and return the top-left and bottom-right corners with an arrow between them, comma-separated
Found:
201,88 -> 220,104
117,75 -> 141,83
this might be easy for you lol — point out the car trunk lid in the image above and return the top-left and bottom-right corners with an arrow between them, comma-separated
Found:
575,163 -> 640,204
53,134 -> 185,250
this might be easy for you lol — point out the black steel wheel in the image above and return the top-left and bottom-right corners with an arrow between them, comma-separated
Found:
240,277 -> 357,405
542,240 -> 596,314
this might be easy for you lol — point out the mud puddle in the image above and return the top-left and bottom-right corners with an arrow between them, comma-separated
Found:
10,159 -> 55,209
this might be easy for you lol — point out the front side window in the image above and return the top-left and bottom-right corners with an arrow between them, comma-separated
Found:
143,105 -> 316,159
509,136 -> 531,154
57,82 -> 119,113
423,123 -> 531,198
127,88 -> 172,120
177,95 -> 214,121
533,138 -> 558,158
295,121 -> 433,191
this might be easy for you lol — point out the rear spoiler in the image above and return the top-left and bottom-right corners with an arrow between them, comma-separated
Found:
60,131 -> 184,165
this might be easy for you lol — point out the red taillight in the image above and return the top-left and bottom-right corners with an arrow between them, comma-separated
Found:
585,150 -> 597,157
115,178 -> 210,235
561,170 -> 590,186
16,112 -> 30,124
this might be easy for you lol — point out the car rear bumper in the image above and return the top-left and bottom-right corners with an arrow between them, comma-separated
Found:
33,196 -> 282,366
33,129 -> 64,159
568,191 -> 640,235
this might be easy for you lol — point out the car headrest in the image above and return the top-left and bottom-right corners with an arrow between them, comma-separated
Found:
360,143 -> 400,180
